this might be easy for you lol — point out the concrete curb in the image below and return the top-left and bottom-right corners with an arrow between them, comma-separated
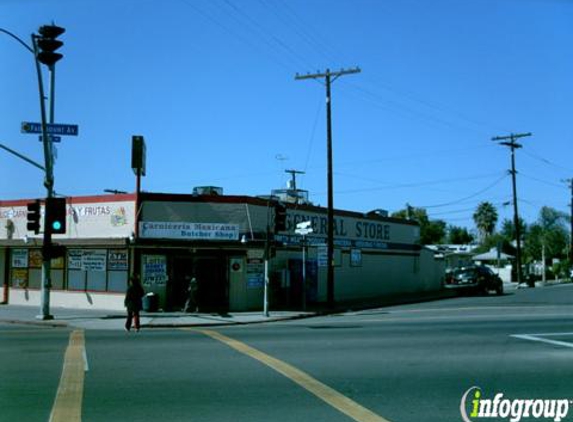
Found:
0,318 -> 69,328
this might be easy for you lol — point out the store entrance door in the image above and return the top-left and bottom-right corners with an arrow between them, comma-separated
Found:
195,254 -> 229,313
168,257 -> 194,311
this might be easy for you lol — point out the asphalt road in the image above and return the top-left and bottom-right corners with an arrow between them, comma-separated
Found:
2,284 -> 573,422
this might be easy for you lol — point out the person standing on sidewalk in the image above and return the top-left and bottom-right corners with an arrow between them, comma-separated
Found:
124,275 -> 145,332
184,276 -> 199,313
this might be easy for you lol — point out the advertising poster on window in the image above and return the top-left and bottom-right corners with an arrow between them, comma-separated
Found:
142,255 -> 168,286
108,249 -> 128,271
11,249 -> 28,268
247,259 -> 264,289
350,249 -> 362,267
81,250 -> 107,272
29,249 -> 43,268
11,269 -> 28,288
68,249 -> 83,270
51,256 -> 65,269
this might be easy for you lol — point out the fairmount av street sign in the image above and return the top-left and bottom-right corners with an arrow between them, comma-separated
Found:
21,121 -> 79,136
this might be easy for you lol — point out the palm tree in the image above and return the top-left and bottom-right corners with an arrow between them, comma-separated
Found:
473,202 -> 498,242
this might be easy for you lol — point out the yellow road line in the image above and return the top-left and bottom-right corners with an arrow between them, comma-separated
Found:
197,329 -> 392,422
49,330 -> 86,422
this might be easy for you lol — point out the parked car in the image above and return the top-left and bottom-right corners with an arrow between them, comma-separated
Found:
444,265 -> 504,295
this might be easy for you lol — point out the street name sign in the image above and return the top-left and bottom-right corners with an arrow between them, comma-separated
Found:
21,122 -> 79,136
39,135 -> 62,143
295,221 -> 314,236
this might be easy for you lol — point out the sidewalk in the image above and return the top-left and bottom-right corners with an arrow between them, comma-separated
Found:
0,305 -> 314,330
0,287 -> 498,331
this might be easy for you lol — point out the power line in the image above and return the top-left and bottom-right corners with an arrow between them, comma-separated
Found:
429,201 -> 510,217
416,173 -> 509,209
178,0 -> 295,72
522,149 -> 573,174
332,172 -> 505,194
520,173 -> 564,189
220,0 -> 313,71
337,80 -> 493,141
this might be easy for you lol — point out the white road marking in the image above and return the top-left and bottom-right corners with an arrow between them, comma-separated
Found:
511,333 -> 573,349
82,348 -> 89,372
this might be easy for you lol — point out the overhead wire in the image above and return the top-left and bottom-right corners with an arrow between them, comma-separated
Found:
332,171 -> 503,191
177,0 -> 295,72
415,173 -> 509,209
522,149 -> 573,174
520,173 -> 566,189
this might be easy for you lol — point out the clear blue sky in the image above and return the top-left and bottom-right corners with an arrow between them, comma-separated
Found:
2,0 -> 572,235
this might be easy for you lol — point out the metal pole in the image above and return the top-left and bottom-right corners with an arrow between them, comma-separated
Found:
570,180 -> 573,264
0,143 -> 45,171
302,236 -> 307,311
264,257 -> 269,317
32,34 -> 54,320
263,203 -> 271,317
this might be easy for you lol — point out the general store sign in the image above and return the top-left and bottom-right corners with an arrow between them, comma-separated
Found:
140,222 -> 240,241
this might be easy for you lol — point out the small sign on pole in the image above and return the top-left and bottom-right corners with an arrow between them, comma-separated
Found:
295,221 -> 313,236
39,135 -> 62,143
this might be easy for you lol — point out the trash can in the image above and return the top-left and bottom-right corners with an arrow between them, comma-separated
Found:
142,292 -> 158,312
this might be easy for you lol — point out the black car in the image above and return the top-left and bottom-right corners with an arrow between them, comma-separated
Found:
444,265 -> 504,295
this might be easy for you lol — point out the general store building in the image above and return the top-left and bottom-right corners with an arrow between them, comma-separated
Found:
0,190 -> 445,311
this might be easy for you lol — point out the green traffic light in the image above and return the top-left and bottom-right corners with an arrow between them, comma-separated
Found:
52,221 -> 62,231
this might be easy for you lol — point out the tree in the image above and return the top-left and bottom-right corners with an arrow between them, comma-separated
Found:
447,225 -> 474,244
392,206 -> 446,245
500,217 -> 527,241
473,202 -> 498,242
473,233 -> 515,256
524,207 -> 569,262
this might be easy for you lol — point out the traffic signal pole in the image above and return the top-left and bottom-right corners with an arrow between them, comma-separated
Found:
2,25 -> 63,317
32,34 -> 54,320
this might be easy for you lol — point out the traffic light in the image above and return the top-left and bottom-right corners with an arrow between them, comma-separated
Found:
274,204 -> 287,233
26,200 -> 41,234
36,24 -> 65,66
45,197 -> 67,234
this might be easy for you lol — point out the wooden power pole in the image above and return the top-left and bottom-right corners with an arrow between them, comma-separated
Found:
492,132 -> 532,287
295,67 -> 361,307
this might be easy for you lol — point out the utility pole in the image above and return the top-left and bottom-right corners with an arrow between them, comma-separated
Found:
569,180 -> 573,265
492,132 -> 532,287
285,169 -> 304,192
295,67 -> 361,308
285,169 -> 304,203
563,179 -> 573,265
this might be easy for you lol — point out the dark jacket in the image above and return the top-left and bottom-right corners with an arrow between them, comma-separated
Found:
125,283 -> 145,311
